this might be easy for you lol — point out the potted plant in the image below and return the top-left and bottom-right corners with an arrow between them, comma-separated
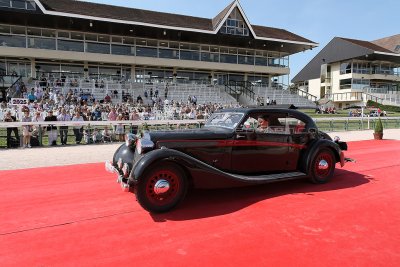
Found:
373,118 -> 383,140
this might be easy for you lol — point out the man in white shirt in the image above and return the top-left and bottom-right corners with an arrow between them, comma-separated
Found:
57,108 -> 71,145
72,111 -> 84,144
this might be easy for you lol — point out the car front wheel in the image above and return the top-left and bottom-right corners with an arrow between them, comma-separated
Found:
309,149 -> 336,184
135,163 -> 187,213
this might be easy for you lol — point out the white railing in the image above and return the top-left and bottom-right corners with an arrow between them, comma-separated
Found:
1,117 -> 399,131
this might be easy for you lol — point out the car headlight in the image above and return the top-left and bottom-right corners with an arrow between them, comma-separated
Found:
125,133 -> 137,147
136,138 -> 154,155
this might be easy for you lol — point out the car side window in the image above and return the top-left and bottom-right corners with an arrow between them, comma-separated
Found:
287,117 -> 307,134
255,113 -> 289,135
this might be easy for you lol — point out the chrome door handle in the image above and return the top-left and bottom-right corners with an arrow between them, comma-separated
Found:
236,134 -> 246,139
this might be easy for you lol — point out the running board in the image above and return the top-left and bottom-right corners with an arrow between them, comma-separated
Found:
228,171 -> 307,183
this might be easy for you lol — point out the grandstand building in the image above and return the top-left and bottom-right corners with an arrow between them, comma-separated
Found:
0,0 -> 317,106
292,35 -> 400,109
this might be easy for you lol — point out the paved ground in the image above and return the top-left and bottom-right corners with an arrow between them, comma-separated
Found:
1,129 -> 399,170
0,143 -> 120,170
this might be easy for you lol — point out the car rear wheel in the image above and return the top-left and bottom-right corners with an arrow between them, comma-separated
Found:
135,163 -> 187,213
309,149 -> 336,184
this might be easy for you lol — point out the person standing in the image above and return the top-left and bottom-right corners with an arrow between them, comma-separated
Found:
44,110 -> 58,146
31,111 -> 44,146
21,110 -> 32,148
108,107 -> 118,121
3,111 -> 20,148
72,111 -> 84,144
57,108 -> 71,145
115,114 -> 125,142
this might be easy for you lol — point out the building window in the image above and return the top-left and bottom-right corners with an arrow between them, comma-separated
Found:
0,0 -> 36,10
180,50 -> 200,61
220,8 -> 250,37
28,37 -> 56,50
339,78 -> 352,89
159,48 -> 179,59
136,46 -> 157,57
111,44 -> 134,56
57,39 -> 84,52
340,62 -> 352,74
0,34 -> 26,48
86,42 -> 110,54
352,78 -> 369,90
353,61 -> 371,74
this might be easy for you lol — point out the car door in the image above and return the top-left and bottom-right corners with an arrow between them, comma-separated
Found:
286,116 -> 310,171
230,112 -> 290,175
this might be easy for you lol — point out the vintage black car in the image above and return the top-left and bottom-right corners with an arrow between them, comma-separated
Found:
106,107 -> 350,213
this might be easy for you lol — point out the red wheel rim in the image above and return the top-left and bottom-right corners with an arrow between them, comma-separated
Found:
145,170 -> 180,205
314,152 -> 333,178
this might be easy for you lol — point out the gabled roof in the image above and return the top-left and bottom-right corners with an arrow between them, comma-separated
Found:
33,0 -> 316,46
372,34 -> 400,54
212,0 -> 257,38
252,25 -> 314,44
38,0 -> 212,30
212,1 -> 236,30
340,37 -> 393,53
292,36 -> 400,83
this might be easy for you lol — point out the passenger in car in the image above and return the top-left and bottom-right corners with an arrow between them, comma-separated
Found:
256,115 -> 273,133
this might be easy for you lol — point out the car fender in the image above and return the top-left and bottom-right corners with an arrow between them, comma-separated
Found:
300,139 -> 342,174
130,148 -> 200,183
113,143 -> 136,168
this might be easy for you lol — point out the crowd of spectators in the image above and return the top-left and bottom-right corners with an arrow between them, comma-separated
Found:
256,96 -> 277,106
315,105 -> 336,114
1,83 -> 242,148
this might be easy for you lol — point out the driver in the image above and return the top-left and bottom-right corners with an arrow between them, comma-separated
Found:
256,115 -> 272,133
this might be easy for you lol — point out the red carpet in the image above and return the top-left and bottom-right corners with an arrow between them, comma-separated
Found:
1,140 -> 400,266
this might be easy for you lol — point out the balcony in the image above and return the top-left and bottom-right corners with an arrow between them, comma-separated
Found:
326,92 -> 383,104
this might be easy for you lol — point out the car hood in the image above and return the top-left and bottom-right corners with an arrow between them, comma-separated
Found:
148,127 -> 233,144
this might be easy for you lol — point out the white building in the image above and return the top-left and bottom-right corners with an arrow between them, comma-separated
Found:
292,35 -> 400,109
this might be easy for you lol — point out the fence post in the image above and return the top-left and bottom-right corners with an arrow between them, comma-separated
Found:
38,124 -> 43,146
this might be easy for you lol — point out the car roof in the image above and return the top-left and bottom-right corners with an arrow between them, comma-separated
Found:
216,106 -> 302,116
215,107 -> 316,127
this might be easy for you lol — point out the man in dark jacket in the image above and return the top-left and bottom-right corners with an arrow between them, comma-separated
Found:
45,110 -> 58,146
3,111 -> 19,148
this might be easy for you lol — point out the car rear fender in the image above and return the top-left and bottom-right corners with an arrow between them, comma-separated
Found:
300,139 -> 341,174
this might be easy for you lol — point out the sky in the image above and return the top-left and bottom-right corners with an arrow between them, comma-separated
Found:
83,0 -> 399,82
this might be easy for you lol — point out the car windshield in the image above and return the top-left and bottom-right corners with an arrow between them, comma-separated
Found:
204,112 -> 244,129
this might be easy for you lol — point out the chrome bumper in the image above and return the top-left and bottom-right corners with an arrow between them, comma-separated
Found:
105,161 -> 130,192
105,160 -> 118,173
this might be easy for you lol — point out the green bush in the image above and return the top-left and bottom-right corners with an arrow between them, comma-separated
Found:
375,118 -> 383,133
367,100 -> 400,113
